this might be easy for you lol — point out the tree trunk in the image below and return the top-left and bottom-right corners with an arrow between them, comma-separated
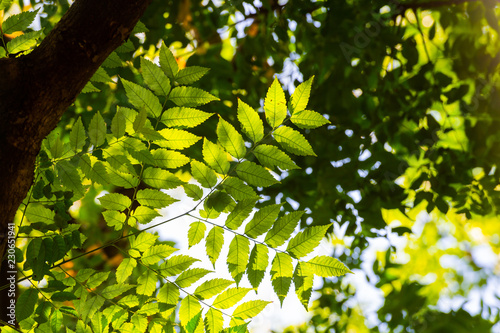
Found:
0,0 -> 151,323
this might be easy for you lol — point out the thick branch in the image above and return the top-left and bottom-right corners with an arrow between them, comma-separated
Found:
0,0 -> 152,264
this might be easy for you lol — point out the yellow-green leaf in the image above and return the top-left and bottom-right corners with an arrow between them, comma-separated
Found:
264,78 -> 287,128
237,99 -> 264,142
217,117 -> 246,159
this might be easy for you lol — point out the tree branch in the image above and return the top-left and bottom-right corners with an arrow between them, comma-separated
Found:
0,0 -> 152,265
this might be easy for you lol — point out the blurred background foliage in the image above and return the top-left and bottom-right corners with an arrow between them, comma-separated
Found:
4,0 -> 500,331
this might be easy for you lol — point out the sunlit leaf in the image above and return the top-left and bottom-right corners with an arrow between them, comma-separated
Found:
141,57 -> 171,96
205,226 -> 224,267
159,42 -> 179,79
203,138 -> 230,175
188,222 -> 207,248
264,78 -> 287,128
194,278 -> 233,299
217,117 -> 246,159
245,203 -> 282,238
237,99 -> 264,142
161,107 -> 213,128
291,110 -> 330,129
253,144 -> 299,170
236,161 -> 279,187
265,211 -> 304,247
286,224 -> 330,259
175,66 -> 210,84
170,86 -> 219,107
290,76 -> 314,115
136,188 -> 177,208
307,255 -> 352,277
273,126 -> 316,156
122,78 -> 162,118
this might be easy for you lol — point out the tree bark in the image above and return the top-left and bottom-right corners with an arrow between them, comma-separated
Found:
0,0 -> 152,264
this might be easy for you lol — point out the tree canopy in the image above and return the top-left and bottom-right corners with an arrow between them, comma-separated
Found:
0,0 -> 499,332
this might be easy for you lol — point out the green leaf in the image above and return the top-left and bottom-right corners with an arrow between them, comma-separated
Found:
227,235 -> 250,283
265,211 -> 304,247
101,284 -> 135,299
0,0 -> 13,11
161,107 -> 213,128
183,183 -> 204,200
142,244 -> 177,265
98,192 -> 131,211
160,255 -> 199,276
116,258 -> 137,283
175,66 -> 210,85
111,108 -> 127,138
237,99 -> 264,142
179,296 -> 201,328
137,269 -> 157,295
217,117 -> 246,159
152,149 -> 190,169
142,167 -> 184,189
232,300 -> 271,320
130,232 -> 158,252
225,199 -> 256,230
236,161 -> 279,187
136,188 -> 178,208
253,145 -> 299,170
118,295 -> 139,308
132,20 -> 149,34
191,160 -> 218,188
90,67 -> 111,83
175,268 -> 212,288
188,222 -> 207,248
307,255 -> 352,277
51,291 -> 78,302
186,311 -> 203,333
194,278 -> 234,300
273,126 -> 316,156
70,117 -> 87,152
132,206 -> 160,224
157,282 -> 179,304
286,224 -> 330,259
247,244 -> 269,288
264,78 -> 287,128
213,287 -> 253,309
88,111 -> 107,147
205,226 -> 224,267
170,86 -> 219,107
205,308 -> 224,333
203,138 -> 230,175
87,271 -> 110,289
56,160 -> 85,198
81,81 -> 100,93
50,309 -> 64,333
137,302 -> 159,316
157,128 -> 201,150
271,253 -> 293,305
290,76 -> 314,115
222,177 -> 258,201
25,204 -> 54,224
244,203 -> 282,238
141,57 -> 171,96
2,10 -> 38,34
102,51 -> 123,68
6,30 -> 41,53
291,110 -> 330,129
105,164 -> 139,188
293,262 -> 314,309
122,78 -> 162,118
16,288 -> 38,322
102,210 -> 127,230
159,42 -> 179,79
133,108 -> 148,133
